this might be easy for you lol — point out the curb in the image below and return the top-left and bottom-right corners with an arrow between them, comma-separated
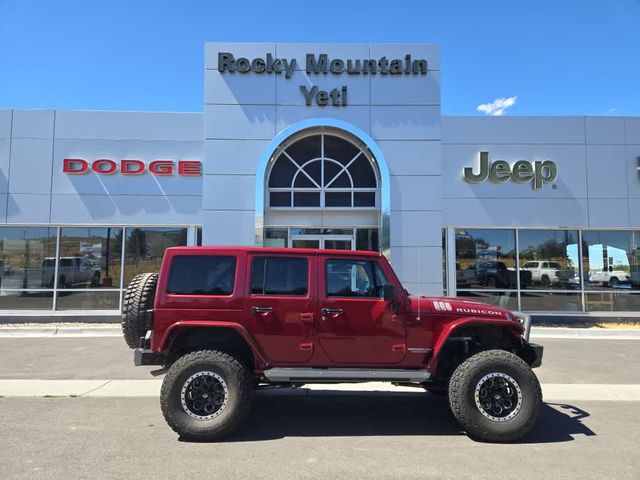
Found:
530,326 -> 640,340
1,380 -> 640,401
0,326 -> 121,337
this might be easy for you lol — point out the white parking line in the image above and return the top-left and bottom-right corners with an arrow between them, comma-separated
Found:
1,380 -> 639,401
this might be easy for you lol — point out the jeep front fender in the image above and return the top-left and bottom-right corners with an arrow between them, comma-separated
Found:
427,317 -> 524,373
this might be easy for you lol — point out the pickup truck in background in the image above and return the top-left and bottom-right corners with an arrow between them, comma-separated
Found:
589,265 -> 630,288
521,261 -> 580,288
475,261 -> 532,289
41,256 -> 101,288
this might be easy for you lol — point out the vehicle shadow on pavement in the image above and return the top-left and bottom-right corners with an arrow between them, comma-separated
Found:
521,402 -> 596,444
181,390 -> 596,443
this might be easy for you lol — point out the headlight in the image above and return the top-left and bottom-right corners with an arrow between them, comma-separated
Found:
511,311 -> 531,342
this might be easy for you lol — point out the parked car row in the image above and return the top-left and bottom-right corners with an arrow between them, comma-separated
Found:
457,260 -> 636,289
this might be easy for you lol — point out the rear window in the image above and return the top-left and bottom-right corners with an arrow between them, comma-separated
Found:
167,255 -> 236,295
250,257 -> 308,296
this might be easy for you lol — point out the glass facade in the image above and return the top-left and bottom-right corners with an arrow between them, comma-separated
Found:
3,223 -> 639,315
123,227 -> 188,285
0,226 -> 192,311
455,229 -> 517,289
452,228 -> 640,313
0,227 -> 57,290
59,227 -> 123,289
264,227 -> 380,252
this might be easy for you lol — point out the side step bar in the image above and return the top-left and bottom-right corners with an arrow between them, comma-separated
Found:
263,368 -> 431,383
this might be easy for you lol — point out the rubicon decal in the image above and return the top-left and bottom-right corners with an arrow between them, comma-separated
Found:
456,307 -> 504,316
63,159 -> 202,176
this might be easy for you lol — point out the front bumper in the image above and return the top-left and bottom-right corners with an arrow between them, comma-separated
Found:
517,342 -> 544,369
133,348 -> 166,366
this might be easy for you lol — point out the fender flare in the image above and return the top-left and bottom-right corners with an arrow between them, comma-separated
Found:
159,321 -> 270,368
427,317 -> 524,373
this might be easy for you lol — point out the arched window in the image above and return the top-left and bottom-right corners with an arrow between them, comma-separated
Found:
267,132 -> 378,208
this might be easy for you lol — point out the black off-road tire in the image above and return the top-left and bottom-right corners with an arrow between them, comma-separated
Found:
160,350 -> 254,441
121,272 -> 158,349
448,350 -> 542,443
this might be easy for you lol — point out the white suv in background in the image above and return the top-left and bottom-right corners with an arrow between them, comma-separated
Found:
589,266 -> 630,288
521,261 -> 565,286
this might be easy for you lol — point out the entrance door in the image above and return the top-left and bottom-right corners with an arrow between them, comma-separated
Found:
290,235 -> 353,250
290,236 -> 321,249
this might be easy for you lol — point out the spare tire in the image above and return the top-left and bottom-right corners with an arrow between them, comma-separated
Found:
122,273 -> 158,349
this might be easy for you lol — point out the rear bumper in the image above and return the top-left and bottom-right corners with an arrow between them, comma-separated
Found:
518,342 -> 544,369
133,348 -> 166,366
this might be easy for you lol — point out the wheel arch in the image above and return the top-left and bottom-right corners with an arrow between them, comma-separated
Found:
428,318 -> 524,374
160,321 -> 268,370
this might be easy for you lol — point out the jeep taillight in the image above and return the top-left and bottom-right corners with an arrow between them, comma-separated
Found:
144,309 -> 154,330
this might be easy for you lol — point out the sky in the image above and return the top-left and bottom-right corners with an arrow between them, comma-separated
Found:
0,0 -> 639,115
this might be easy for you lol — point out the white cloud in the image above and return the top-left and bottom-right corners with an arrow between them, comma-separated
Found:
476,96 -> 517,116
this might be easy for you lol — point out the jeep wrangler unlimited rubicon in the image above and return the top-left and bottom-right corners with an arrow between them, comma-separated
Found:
122,247 -> 543,443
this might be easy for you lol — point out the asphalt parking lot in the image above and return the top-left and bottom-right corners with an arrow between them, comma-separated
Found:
0,334 -> 639,479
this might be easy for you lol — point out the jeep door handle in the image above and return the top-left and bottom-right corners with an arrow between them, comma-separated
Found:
251,306 -> 273,314
321,308 -> 344,315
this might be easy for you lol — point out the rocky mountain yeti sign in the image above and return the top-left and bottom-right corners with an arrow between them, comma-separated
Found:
217,52 -> 429,107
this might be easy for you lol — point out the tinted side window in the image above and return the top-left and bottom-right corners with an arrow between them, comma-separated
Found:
250,257 -> 308,296
373,262 -> 390,288
167,255 -> 236,295
326,259 -> 378,297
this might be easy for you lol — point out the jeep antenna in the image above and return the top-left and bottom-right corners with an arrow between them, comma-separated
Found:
417,247 -> 421,321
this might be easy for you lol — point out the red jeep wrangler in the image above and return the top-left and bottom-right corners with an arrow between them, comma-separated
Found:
122,247 -> 543,443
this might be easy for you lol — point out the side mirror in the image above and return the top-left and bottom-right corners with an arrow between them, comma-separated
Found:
382,284 -> 397,302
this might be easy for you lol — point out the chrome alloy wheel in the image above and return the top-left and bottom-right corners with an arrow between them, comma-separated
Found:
474,372 -> 523,422
181,371 -> 229,420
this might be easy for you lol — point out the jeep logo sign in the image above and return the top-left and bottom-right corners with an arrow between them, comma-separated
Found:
463,152 -> 558,190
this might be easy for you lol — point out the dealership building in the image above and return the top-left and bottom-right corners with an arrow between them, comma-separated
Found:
1,42 -> 639,322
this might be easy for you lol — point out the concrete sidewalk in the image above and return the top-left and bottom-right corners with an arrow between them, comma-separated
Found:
0,324 -> 639,340
1,379 -> 640,401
